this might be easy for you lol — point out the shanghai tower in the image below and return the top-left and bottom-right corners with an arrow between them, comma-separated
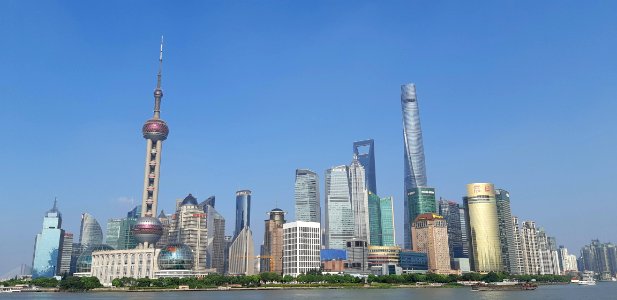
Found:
132,38 -> 169,248
401,83 -> 435,249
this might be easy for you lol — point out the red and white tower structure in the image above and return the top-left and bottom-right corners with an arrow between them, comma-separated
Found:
132,38 -> 169,248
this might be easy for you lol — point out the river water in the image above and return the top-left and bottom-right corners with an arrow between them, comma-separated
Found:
1,283 -> 614,300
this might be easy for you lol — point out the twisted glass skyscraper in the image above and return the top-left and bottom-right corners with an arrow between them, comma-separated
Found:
401,83 -> 433,249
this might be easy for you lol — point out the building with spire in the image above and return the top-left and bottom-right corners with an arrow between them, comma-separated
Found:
294,169 -> 320,223
401,83 -> 435,249
32,199 -> 65,278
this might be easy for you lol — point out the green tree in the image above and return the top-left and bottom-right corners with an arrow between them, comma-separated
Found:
59,276 -> 85,291
80,277 -> 102,290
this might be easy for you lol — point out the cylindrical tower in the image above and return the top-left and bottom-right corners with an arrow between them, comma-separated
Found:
133,39 -> 168,247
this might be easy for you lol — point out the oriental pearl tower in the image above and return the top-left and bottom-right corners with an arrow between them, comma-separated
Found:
132,38 -> 169,248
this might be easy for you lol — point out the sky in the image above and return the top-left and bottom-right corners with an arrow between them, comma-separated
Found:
1,1 -> 616,275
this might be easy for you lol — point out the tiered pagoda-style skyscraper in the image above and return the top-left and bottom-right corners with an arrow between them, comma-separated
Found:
132,38 -> 169,248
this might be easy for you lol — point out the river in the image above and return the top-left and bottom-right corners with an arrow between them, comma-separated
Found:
1,283 -> 615,299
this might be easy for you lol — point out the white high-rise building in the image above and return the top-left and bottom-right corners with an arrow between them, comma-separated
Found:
512,216 -> 526,275
282,221 -> 321,277
349,155 -> 369,242
168,194 -> 208,271
294,169 -> 320,223
324,166 -> 354,249
520,221 -> 540,275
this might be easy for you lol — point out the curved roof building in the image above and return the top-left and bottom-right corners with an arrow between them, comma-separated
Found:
79,213 -> 103,248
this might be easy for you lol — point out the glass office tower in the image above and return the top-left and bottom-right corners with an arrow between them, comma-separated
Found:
32,200 -> 64,278
495,189 -> 521,274
353,139 -> 377,194
234,190 -> 252,239
324,165 -> 354,249
294,169 -> 321,223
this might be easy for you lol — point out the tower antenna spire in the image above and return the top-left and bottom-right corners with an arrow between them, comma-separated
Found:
157,35 -> 163,89
153,35 -> 164,119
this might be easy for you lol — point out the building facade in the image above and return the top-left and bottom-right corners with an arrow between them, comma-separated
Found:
349,155 -> 370,242
345,239 -> 368,271
105,219 -> 122,250
294,169 -> 321,223
353,139 -> 377,194
168,194 -> 208,270
437,199 -> 464,262
58,232 -> 73,275
495,189 -> 520,274
32,200 -> 65,278
205,203 -> 226,273
282,221 -> 321,277
228,227 -> 255,275
406,187 -> 436,248
79,213 -> 103,249
411,213 -> 452,274
234,190 -> 251,239
463,183 -> 503,272
368,245 -> 401,268
401,83 -> 429,249
261,208 -> 285,274
324,165 -> 354,249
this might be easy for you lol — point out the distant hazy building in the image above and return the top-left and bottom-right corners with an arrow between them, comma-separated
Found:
105,219 -> 122,250
261,208 -> 285,274
32,200 -> 65,278
411,213 -> 452,274
58,232 -> 73,275
349,155 -> 370,242
353,139 -> 377,194
463,183 -> 503,272
401,83 -> 429,249
168,194 -> 208,270
557,246 -> 578,274
282,221 -> 321,277
228,227 -> 255,275
368,192 -> 396,246
294,169 -> 321,223
205,202 -> 226,273
437,199 -> 464,262
324,165 -> 354,249
79,213 -> 103,249
234,190 -> 251,239
495,189 -> 520,274
345,239 -> 369,271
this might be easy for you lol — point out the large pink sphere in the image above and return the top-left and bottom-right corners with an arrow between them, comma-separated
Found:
142,119 -> 169,141
132,217 -> 163,245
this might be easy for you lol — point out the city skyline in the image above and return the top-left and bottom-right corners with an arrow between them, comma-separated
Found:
1,1 -> 617,275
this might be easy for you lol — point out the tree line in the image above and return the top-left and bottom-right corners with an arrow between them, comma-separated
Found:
0,271 -> 569,290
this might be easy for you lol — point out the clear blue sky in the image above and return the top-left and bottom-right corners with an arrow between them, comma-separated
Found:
1,1 -> 616,275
